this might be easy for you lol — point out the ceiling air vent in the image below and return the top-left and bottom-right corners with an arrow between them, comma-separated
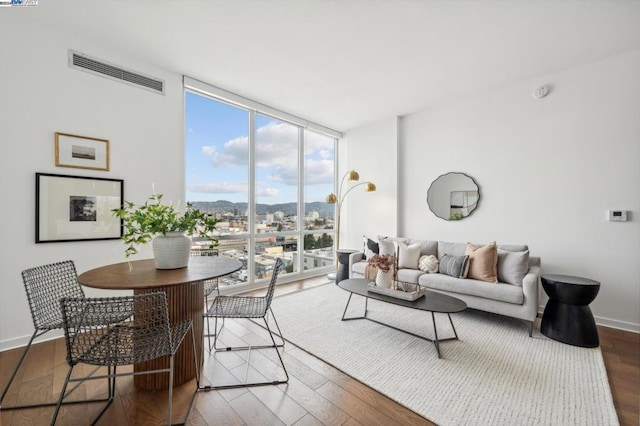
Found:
69,50 -> 165,95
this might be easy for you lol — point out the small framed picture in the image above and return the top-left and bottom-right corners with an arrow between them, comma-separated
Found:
55,132 -> 110,171
36,173 -> 123,243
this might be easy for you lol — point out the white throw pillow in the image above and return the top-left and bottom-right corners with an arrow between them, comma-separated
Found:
378,238 -> 396,256
418,255 -> 439,273
396,241 -> 421,269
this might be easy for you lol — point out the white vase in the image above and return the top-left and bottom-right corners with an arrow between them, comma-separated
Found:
152,232 -> 192,269
375,269 -> 393,289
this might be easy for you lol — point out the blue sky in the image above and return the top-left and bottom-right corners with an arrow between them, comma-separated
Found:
185,91 -> 335,205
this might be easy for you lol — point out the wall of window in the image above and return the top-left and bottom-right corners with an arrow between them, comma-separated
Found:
185,82 -> 338,291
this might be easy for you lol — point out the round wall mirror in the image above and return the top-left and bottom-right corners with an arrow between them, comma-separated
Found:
427,172 -> 480,221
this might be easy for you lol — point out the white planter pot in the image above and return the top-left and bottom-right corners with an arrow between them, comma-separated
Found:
152,232 -> 192,269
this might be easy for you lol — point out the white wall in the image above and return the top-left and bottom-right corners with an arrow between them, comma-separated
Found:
0,16 -> 185,349
341,117 -> 399,249
391,51 -> 639,331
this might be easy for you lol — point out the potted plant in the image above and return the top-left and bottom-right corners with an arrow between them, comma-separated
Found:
112,194 -> 219,269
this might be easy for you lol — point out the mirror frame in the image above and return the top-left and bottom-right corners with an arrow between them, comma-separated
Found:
427,172 -> 480,221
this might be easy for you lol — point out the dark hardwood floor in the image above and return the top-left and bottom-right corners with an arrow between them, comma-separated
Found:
1,277 -> 638,425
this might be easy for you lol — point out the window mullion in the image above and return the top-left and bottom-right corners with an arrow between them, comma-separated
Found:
248,110 -> 256,281
297,127 -> 304,275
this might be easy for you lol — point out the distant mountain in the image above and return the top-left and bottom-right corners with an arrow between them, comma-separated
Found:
191,200 -> 334,216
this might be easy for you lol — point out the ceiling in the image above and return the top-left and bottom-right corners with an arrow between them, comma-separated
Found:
14,0 -> 640,132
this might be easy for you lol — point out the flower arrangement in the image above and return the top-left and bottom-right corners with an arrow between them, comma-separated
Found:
111,194 -> 219,257
367,253 -> 395,272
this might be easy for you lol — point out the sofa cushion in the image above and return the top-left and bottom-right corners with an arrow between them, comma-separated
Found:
497,249 -> 530,286
439,254 -> 469,279
465,242 -> 498,283
497,244 -> 529,252
352,261 -> 367,276
437,241 -> 467,259
419,273 -> 524,304
396,241 -> 421,269
407,239 -> 438,257
396,268 -> 424,284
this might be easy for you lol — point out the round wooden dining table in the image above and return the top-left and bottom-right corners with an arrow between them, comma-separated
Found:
77,256 -> 242,390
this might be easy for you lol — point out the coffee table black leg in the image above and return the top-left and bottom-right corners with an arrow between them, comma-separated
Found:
431,312 -> 442,358
342,294 -> 369,321
341,294 -> 459,359
341,293 -> 354,320
448,314 -> 458,339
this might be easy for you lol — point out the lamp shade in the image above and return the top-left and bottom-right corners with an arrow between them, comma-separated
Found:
365,182 -> 376,192
325,193 -> 338,204
347,170 -> 359,181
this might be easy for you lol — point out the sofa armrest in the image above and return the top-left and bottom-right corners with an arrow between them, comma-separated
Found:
349,251 -> 364,278
521,264 -> 541,322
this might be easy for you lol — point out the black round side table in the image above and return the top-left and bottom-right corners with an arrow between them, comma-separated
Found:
335,249 -> 357,284
540,274 -> 600,348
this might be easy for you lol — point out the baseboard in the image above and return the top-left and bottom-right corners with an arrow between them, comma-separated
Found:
594,315 -> 640,333
538,305 -> 639,334
0,330 -> 63,352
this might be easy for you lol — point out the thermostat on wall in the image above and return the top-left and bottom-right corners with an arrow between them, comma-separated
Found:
608,210 -> 628,222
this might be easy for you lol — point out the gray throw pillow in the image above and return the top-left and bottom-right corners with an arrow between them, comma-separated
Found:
497,249 -> 530,285
439,254 -> 469,279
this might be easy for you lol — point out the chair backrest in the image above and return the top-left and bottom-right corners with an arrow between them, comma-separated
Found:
22,260 -> 85,331
264,258 -> 284,308
60,292 -> 172,367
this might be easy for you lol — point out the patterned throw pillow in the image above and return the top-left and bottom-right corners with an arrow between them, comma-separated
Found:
418,255 -> 439,273
363,236 -> 379,260
439,254 -> 470,279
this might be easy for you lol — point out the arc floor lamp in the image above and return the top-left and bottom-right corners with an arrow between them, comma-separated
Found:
326,170 -> 376,272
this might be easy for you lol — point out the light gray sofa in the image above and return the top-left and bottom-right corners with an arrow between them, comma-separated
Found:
349,239 -> 541,336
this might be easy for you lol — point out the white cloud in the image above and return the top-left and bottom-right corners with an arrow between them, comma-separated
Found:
305,159 -> 334,184
256,187 -> 279,197
187,182 -> 248,194
201,122 -> 335,186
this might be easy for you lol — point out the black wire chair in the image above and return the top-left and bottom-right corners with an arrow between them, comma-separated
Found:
52,292 -> 199,425
0,260 -> 111,412
200,257 -> 288,390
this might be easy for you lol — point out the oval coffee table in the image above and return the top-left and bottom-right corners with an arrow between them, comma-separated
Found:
338,278 -> 467,358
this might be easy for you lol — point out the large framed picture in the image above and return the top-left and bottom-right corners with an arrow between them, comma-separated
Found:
36,173 -> 123,243
55,132 -> 110,171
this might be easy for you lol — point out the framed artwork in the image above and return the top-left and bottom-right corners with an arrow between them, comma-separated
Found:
55,132 -> 110,171
36,173 -> 123,243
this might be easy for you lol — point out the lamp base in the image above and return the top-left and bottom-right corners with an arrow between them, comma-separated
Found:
327,272 -> 336,281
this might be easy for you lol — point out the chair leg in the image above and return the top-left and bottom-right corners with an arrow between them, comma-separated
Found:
267,307 -> 287,347
263,315 -> 289,384
0,330 -> 37,408
168,356 -> 174,426
50,365 -> 73,425
199,312 -> 288,391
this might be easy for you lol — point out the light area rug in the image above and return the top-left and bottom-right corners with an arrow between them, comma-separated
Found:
271,283 -> 619,426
